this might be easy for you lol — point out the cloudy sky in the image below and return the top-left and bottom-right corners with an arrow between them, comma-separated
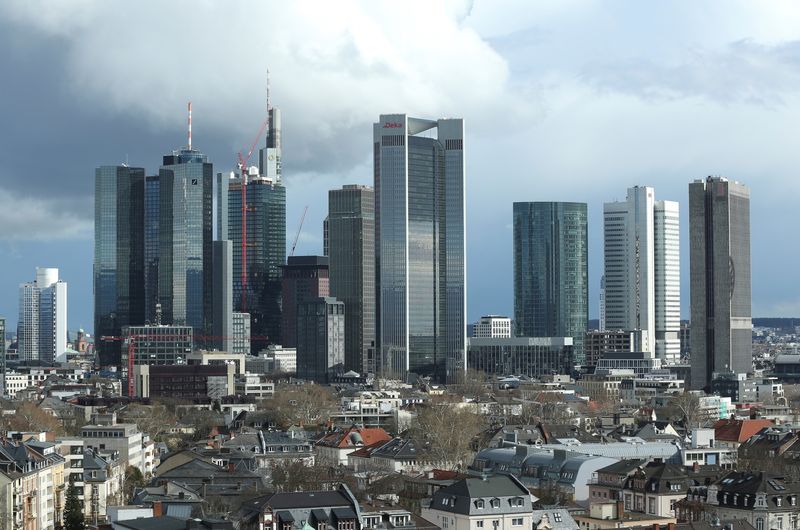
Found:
2,0 -> 800,333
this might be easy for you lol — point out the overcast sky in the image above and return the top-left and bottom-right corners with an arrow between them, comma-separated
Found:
2,0 -> 800,334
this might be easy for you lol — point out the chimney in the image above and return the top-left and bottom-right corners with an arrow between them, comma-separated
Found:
693,461 -> 700,473
669,524 -> 676,530
652,524 -> 659,530
616,500 -> 625,519
153,501 -> 163,517
228,463 -> 236,473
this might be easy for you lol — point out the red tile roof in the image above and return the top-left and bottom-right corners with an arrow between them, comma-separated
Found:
316,427 -> 391,449
713,418 -> 774,443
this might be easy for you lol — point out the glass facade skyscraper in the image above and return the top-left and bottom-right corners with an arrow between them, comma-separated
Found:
158,149 -> 213,336
689,177 -> 752,390
325,185 -> 375,374
144,175 -> 160,324
94,165 -> 146,366
513,202 -> 588,365
373,114 -> 466,383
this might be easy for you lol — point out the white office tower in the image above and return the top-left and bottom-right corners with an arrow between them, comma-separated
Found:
18,267 -> 67,363
604,187 -> 680,363
472,316 -> 512,338
599,275 -> 606,331
654,200 -> 681,363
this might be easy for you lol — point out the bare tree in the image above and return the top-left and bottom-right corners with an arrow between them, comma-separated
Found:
452,369 -> 489,399
408,400 -> 486,470
672,391 -> 701,429
259,384 -> 337,428
2,401 -> 64,434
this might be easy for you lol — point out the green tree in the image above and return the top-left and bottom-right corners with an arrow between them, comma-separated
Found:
124,466 -> 146,503
64,474 -> 84,530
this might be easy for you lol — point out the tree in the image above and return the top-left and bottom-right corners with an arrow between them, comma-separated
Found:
123,466 -> 145,503
64,474 -> 84,530
121,401 -> 178,440
408,400 -> 486,470
672,391 -> 701,429
270,459 -> 328,492
259,384 -> 336,428
2,401 -> 64,434
452,369 -> 489,399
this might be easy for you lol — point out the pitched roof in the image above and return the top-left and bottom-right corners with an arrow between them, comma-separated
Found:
713,419 -> 774,443
114,516 -> 187,530
316,426 -> 391,449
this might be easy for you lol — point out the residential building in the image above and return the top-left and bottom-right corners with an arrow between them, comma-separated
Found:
238,484 -> 362,530
316,426 -> 392,466
153,450 -> 266,497
513,202 -> 588,364
134,364 -> 235,400
689,177 -> 752,389
421,474 -> 535,530
83,449 -> 124,524
713,419 -> 774,450
584,330 -> 641,369
296,297 -> 345,383
235,373 -> 276,399
374,114 -> 466,383
619,462 -> 722,518
281,256 -> 330,348
682,429 -> 738,469
532,509 -> 580,530
325,184 -> 376,374
221,430 -> 314,469
589,459 -> 647,504
471,316 -> 513,339
604,186 -> 680,362
467,337 -> 574,378
80,415 -> 144,474
573,502 -> 675,530
94,165 -> 147,367
18,267 -> 67,363
158,145 -> 214,337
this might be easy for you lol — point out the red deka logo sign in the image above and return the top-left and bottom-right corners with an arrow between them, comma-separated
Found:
383,122 -> 403,128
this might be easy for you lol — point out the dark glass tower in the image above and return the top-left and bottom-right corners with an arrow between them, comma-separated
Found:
689,177 -> 752,390
325,185 -> 375,374
94,165 -> 146,366
158,149 -> 213,337
144,175 -> 160,323
373,114 -> 466,383
513,202 -> 588,365
281,256 -> 329,348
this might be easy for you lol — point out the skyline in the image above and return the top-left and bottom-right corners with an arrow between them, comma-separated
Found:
3,1 -> 800,332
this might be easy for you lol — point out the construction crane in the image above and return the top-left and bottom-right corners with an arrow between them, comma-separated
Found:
290,205 -> 309,257
101,332 -> 269,398
237,74 -> 272,312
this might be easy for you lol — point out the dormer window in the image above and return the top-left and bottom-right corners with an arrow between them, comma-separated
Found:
790,496 -> 797,506
476,500 -> 485,509
777,497 -> 783,507
490,499 -> 500,508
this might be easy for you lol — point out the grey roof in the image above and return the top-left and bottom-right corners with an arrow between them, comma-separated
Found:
537,440 -> 680,460
431,474 -> 533,516
372,438 -> 419,461
115,516 -> 187,530
532,509 -> 579,530
596,459 -> 647,475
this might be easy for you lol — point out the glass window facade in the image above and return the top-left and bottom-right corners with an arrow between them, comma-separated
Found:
513,202 -> 588,365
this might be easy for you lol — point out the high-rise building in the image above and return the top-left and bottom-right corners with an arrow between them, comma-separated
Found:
232,312 -> 251,355
158,148 -> 213,337
513,202 -> 588,365
296,297 -> 345,383
94,165 -> 146,366
144,175 -> 160,324
373,114 -> 466,382
470,316 -> 512,338
18,268 -> 67,363
599,275 -> 606,331
212,240 -> 233,353
689,177 -> 752,390
0,317 -> 5,395
603,186 -> 680,362
325,185 -> 375,374
281,256 -> 330,348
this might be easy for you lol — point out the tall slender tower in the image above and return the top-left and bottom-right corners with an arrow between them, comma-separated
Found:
513,202 -> 588,365
158,108 -> 214,337
689,177 -> 751,389
18,268 -> 67,363
373,114 -> 466,383
326,185 -> 376,374
654,200 -> 681,362
94,164 -> 146,366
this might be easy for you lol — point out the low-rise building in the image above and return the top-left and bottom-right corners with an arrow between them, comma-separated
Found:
80,413 -> 145,473
316,426 -> 392,467
574,502 -> 676,530
235,373 -> 276,399
467,337 -> 574,379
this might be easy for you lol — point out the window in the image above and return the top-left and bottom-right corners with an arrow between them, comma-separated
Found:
648,498 -> 655,514
553,514 -> 563,523
756,518 -> 764,530
476,500 -> 485,509
477,522 -> 484,528
490,499 -> 500,508
778,517 -> 784,530
512,519 -> 523,526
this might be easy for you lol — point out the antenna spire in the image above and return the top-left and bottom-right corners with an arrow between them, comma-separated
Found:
188,101 -> 193,150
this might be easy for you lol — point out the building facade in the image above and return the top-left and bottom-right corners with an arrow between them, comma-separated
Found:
689,177 -> 752,390
603,186 -> 679,362
471,316 -> 513,338
374,114 -> 466,382
513,202 -> 588,364
296,297 -> 345,383
281,256 -> 330,348
584,330 -> 641,369
325,184 -> 376,375
158,148 -> 213,337
17,268 -> 67,363
467,337 -> 574,378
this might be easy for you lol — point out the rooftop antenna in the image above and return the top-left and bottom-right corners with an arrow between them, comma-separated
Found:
188,101 -> 193,150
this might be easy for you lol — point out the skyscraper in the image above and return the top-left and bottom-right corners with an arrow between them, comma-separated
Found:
603,186 -> 680,362
18,268 -> 67,363
225,104 -> 286,353
158,147 -> 213,337
281,256 -> 329,348
689,177 -> 752,390
513,202 -> 588,364
373,114 -> 466,382
296,297 -> 345,383
94,165 -> 146,366
212,240 -> 233,353
144,175 -> 160,324
325,185 -> 375,374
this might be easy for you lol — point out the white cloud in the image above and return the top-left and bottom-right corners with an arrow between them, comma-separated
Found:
0,186 -> 92,241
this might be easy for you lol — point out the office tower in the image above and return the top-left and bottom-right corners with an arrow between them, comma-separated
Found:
281,256 -> 330,348
121,324 -> 193,365
232,312 -> 251,355
584,329 -> 640,369
603,186 -> 680,361
227,168 -> 286,353
654,200 -> 681,362
212,240 -> 233,353
471,316 -> 512,338
467,337 -> 573,379
689,177 -> 752,390
599,275 -> 606,331
513,202 -> 588,365
144,175 -> 160,324
296,297 -> 345,383
94,165 -> 146,366
325,185 -> 375,374
0,317 -> 5,396
216,172 -> 229,241
18,268 -> 67,363
373,114 -> 466,382
158,147 -> 213,337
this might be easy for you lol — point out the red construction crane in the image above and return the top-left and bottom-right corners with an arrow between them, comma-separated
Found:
290,205 -> 309,257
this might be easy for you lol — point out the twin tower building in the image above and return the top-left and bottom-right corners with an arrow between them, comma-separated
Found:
94,112 -> 467,383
